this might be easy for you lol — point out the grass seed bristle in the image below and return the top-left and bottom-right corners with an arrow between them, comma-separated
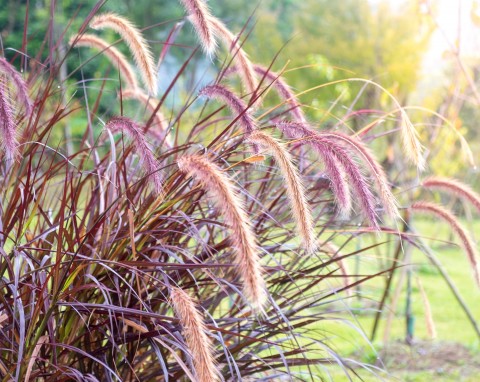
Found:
178,154 -> 266,309
90,13 -> 158,95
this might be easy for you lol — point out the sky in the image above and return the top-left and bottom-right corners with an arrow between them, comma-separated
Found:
426,0 -> 480,66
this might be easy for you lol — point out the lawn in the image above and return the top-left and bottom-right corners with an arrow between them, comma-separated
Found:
316,218 -> 480,381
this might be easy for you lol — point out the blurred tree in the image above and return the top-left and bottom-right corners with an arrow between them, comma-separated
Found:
278,0 -> 434,116
1,1 -> 433,125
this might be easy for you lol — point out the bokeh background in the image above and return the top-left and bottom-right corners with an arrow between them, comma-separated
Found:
3,0 -> 479,178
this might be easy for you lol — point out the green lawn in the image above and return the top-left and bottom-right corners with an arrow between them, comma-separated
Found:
313,218 -> 480,381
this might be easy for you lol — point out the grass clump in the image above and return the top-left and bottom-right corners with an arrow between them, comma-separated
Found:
0,1 -> 478,381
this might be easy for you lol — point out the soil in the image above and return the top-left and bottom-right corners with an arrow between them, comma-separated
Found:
377,340 -> 480,379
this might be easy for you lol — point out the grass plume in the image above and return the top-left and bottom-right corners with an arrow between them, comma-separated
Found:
322,131 -> 399,219
106,116 -> 163,194
200,84 -> 256,134
248,130 -> 315,253
400,110 -> 425,171
90,13 -> 157,95
170,287 -> 219,382
411,201 -> 480,287
179,0 -> 218,57
69,33 -> 139,90
0,57 -> 33,116
0,83 -> 18,161
277,121 -> 378,227
177,154 -> 266,309
417,277 -> 437,340
422,176 -> 480,214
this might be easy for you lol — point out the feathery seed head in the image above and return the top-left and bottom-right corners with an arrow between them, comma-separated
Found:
417,278 -> 437,339
0,57 -> 33,116
90,13 -> 158,95
277,121 -> 353,220
277,121 -> 379,227
411,201 -> 480,287
170,287 -> 219,382
248,130 -> 316,253
200,84 -> 256,134
179,0 -> 218,57
69,33 -> 139,90
106,116 -> 163,194
322,131 -> 399,220
0,83 -> 18,161
422,176 -> 480,215
178,155 -> 266,309
400,110 -> 425,171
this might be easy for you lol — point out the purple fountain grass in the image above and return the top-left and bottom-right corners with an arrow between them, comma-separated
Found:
177,154 -> 266,309
291,131 -> 353,220
179,0 -> 218,57
226,64 -> 307,123
329,157 -> 353,219
248,130 -> 316,253
105,116 -> 163,194
422,176 -> 480,214
4,3 -> 469,380
209,17 -> 258,99
400,110 -> 425,171
322,131 -> 399,220
0,57 -> 33,116
253,65 -> 306,122
90,13 -> 158,96
199,84 -> 256,134
0,83 -> 18,161
411,201 -> 480,287
277,121 -> 378,227
119,88 -> 172,147
170,287 -> 219,382
69,33 -> 139,90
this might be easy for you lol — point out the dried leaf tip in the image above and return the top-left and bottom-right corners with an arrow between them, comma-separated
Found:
199,84 -> 256,134
0,57 -> 33,116
177,155 -> 266,309
90,13 -> 157,96
248,131 -> 316,253
411,201 -> 480,287
105,116 -> 163,195
170,287 -> 219,382
179,0 -> 218,57
69,33 -> 139,90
